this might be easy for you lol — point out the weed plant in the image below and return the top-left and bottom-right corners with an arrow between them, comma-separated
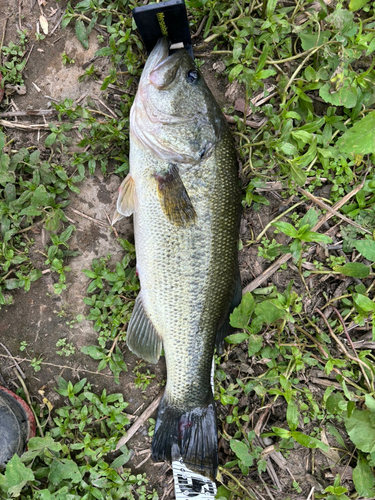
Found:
1,0 -> 375,498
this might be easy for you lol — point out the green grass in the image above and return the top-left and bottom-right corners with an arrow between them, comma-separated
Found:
1,0 -> 375,498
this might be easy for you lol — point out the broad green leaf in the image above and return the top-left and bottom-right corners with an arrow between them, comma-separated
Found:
304,66 -> 316,81
45,133 -> 57,147
31,185 -> 51,207
230,292 -> 255,329
81,345 -> 106,360
319,82 -> 358,108
48,459 -> 82,485
272,221 -> 298,238
326,393 -> 346,415
75,19 -> 89,49
287,401 -> 299,432
225,332 -> 249,344
290,431 -> 329,451
27,436 -> 62,452
289,238 -> 302,261
345,410 -> 375,453
326,423 -> 346,448
299,209 -> 318,230
336,111 -> 375,156
256,45 -> 269,73
4,183 -> 16,202
354,240 -> 375,262
327,8 -> 355,34
257,69 -> 276,80
301,231 -> 332,244
299,30 -> 330,50
353,453 -> 375,497
255,300 -> 285,325
292,130 -> 313,144
228,64 -> 243,82
272,427 -> 291,439
82,269 -> 97,279
289,162 -> 307,186
110,447 -> 133,468
3,454 -> 34,496
367,36 -> 375,56
353,293 -> 375,312
349,0 -> 371,11
365,394 -> 375,412
248,334 -> 263,357
334,263 -> 370,279
216,486 -> 231,500
95,46 -> 113,57
280,142 -> 298,156
230,440 -> 254,466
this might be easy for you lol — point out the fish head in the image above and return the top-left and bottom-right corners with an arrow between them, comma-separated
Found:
131,38 -> 226,164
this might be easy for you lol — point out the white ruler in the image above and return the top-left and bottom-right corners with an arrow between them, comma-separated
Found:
172,359 -> 217,499
172,459 -> 217,499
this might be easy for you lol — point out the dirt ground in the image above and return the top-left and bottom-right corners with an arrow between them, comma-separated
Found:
0,1 -> 336,498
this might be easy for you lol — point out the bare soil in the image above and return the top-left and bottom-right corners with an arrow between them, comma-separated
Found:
0,2 -> 341,499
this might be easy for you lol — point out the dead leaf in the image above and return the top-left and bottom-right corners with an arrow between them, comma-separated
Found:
234,98 -> 246,113
212,60 -> 225,74
320,428 -> 341,465
43,397 -> 53,411
225,80 -> 240,100
40,14 -> 49,34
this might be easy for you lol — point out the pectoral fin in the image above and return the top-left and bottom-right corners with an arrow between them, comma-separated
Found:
127,295 -> 162,364
156,164 -> 196,226
112,174 -> 137,225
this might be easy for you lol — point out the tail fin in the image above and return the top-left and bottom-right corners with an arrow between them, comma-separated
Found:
151,392 -> 218,480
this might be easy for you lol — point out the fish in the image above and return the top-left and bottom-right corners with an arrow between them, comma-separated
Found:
113,38 -> 241,480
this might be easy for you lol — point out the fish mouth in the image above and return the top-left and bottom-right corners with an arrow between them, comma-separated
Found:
146,38 -> 182,89
145,38 -> 170,76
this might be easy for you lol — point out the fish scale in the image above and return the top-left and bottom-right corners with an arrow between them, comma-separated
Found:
134,131 -> 238,409
113,38 -> 240,479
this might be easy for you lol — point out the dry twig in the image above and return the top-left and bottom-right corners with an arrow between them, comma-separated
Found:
116,391 -> 164,450
298,187 -> 371,234
225,114 -> 267,129
0,353 -> 113,377
0,343 -> 26,378
243,178 -> 368,293
69,208 -> 108,227
0,109 -> 56,117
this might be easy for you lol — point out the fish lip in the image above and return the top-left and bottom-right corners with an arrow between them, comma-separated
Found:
144,37 -> 170,75
148,39 -> 183,89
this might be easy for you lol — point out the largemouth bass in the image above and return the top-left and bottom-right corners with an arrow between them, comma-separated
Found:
113,38 -> 241,479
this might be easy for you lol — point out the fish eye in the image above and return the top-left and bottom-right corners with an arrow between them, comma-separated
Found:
186,69 -> 199,84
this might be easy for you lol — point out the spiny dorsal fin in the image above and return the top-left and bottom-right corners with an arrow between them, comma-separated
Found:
155,164 -> 196,226
127,295 -> 162,364
112,174 -> 137,225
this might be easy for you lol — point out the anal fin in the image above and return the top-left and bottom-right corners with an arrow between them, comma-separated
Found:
112,174 -> 137,225
127,295 -> 162,364
155,164 -> 196,226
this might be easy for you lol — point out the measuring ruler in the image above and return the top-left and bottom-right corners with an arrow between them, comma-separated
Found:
172,459 -> 217,499
171,360 -> 217,499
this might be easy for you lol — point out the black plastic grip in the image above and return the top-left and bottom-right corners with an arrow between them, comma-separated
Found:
133,0 -> 193,58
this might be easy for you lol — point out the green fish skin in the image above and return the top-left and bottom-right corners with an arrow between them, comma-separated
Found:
114,38 -> 241,480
